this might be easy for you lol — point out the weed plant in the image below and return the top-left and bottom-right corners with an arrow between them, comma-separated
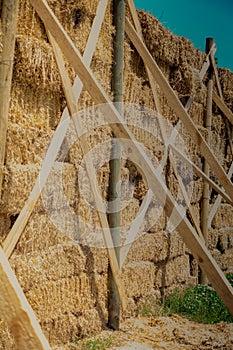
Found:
163,274 -> 233,324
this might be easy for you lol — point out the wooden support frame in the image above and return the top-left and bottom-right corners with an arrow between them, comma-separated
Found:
170,145 -> 233,205
125,18 -> 233,202
126,0 -> 204,243
0,247 -> 51,349
207,49 -> 233,227
47,29 -> 127,310
126,2 -> 223,244
157,41 -> 216,169
3,0 -> 108,258
29,0 -> 233,315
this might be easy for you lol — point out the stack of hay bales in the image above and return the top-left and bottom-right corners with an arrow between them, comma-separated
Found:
0,1 -> 233,348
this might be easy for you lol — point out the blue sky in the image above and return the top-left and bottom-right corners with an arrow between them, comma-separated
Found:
134,0 -> 233,71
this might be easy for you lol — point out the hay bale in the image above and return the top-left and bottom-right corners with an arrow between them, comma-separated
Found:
211,204 -> 233,229
144,204 -> 166,234
25,274 -> 107,320
124,232 -> 169,264
6,123 -> 53,165
169,232 -> 186,259
218,68 -> 233,110
0,162 -> 77,215
207,228 -> 219,250
41,308 -> 105,346
121,197 -> 140,227
188,178 -> 203,204
14,35 -> 61,90
220,248 -> 233,273
124,72 -> 145,105
0,319 -> 15,350
122,261 -> 156,298
41,312 -> 80,346
154,255 -> 190,288
26,276 -> 90,320
163,276 -> 198,298
9,84 -> 62,129
189,203 -> 200,227
138,10 -> 205,70
0,164 -> 39,215
10,244 -> 86,291
189,102 -> 205,126
14,212 -> 69,255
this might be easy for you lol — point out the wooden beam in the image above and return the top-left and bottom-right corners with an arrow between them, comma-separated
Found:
213,90 -> 233,125
47,30 -> 127,310
3,0 -> 108,258
125,17 -> 233,202
29,0 -> 233,315
0,246 -> 51,349
0,0 -> 18,198
200,38 -> 214,285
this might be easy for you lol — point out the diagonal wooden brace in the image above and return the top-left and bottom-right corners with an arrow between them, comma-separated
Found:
47,30 -> 127,310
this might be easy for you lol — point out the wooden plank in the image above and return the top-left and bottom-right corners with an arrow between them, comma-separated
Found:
208,161 -> 233,228
125,17 -> 233,202
213,90 -> 233,125
200,38 -> 214,284
2,0 -> 108,258
0,246 -> 51,349
29,0 -> 233,315
47,30 -> 127,310
0,0 -> 18,197
170,144 -> 233,205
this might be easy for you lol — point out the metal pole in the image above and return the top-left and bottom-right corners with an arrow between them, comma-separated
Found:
108,0 -> 125,330
200,38 -> 214,285
0,0 -> 18,198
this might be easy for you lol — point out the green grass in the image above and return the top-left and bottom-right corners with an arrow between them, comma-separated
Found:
70,337 -> 113,350
163,274 -> 233,324
82,337 -> 112,350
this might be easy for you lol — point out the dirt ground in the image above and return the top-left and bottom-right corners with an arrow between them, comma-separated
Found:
54,315 -> 233,350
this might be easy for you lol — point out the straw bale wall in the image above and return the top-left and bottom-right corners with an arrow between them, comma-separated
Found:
0,1 -> 233,348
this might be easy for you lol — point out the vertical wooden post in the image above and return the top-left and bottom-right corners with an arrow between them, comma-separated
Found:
0,0 -> 18,198
108,0 -> 125,330
200,38 -> 214,285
